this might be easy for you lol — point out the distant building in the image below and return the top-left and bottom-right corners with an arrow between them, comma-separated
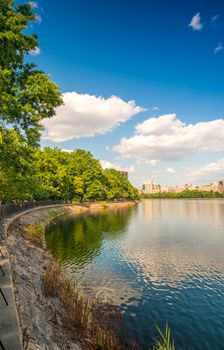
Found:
142,180 -> 161,194
198,183 -> 218,192
121,171 -> 128,180
184,184 -> 198,190
167,186 -> 184,193
160,186 -> 169,193
218,181 -> 224,193
140,178 -> 224,195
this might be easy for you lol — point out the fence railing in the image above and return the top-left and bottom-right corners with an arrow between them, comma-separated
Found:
0,198 -> 137,225
0,200 -> 66,223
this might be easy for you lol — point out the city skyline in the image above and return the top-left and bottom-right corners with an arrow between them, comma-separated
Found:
140,178 -> 224,194
28,0 -> 224,187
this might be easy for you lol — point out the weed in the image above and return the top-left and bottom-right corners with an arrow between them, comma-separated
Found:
42,261 -> 133,349
23,224 -> 44,248
153,323 -> 176,350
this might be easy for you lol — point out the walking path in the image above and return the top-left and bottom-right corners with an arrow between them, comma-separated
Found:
0,204 -> 73,350
0,244 -> 23,350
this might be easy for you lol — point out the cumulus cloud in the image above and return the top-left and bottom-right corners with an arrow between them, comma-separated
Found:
136,159 -> 159,166
214,42 -> 223,54
211,15 -> 222,30
189,159 -> 224,181
147,159 -> 159,166
43,92 -> 143,142
29,46 -> 41,56
100,160 -> 135,173
113,114 -> 224,162
35,14 -> 42,23
29,1 -> 38,8
166,168 -> 176,174
189,13 -> 203,31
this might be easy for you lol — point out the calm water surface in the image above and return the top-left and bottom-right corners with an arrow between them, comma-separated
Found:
45,200 -> 224,349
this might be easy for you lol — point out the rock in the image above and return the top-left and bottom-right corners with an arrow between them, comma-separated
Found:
6,208 -> 83,350
70,344 -> 82,350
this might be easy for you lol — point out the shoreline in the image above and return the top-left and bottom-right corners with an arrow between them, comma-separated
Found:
5,201 -> 137,350
140,197 -> 224,200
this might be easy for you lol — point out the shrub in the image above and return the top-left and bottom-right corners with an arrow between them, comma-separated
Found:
23,224 -> 44,248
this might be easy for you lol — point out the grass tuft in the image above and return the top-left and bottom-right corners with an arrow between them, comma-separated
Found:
153,323 -> 176,350
23,224 -> 45,248
42,261 -> 138,349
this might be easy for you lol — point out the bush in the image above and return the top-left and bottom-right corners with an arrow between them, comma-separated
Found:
23,224 -> 45,248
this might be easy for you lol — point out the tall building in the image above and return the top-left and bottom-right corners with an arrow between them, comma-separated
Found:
142,180 -> 161,194
121,171 -> 128,180
198,183 -> 218,192
218,181 -> 224,193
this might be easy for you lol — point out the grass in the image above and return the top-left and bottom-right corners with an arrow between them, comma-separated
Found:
22,208 -> 68,248
23,224 -> 45,248
153,324 -> 176,350
42,261 -> 138,350
100,201 -> 108,209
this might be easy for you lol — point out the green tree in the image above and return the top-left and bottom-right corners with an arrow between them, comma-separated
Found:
0,1 -> 62,202
34,148 -> 138,202
73,176 -> 84,201
0,0 -> 62,146
83,179 -> 107,201
34,148 -> 73,200
104,168 -> 138,199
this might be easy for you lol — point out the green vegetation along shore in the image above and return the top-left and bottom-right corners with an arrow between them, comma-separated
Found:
141,189 -> 224,199
0,147 -> 138,204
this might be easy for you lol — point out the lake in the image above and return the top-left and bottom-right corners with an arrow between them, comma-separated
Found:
45,200 -> 224,350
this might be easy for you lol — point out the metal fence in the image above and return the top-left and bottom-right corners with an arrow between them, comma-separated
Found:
0,200 -> 66,223
0,198 -> 136,224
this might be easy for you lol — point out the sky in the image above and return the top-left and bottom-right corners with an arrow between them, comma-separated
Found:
26,0 -> 224,187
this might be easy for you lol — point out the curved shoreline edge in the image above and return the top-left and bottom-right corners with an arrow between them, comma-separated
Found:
3,201 -> 137,350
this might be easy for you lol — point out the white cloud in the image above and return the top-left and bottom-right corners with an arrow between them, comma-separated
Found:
29,46 -> 41,56
43,92 -> 144,142
211,15 -> 221,30
29,1 -> 38,8
35,14 -> 42,23
211,15 -> 220,23
113,114 -> 224,162
189,13 -> 203,31
135,114 -> 182,135
61,149 -> 73,152
188,159 -> 224,181
214,42 -> 223,54
152,106 -> 159,111
166,168 -> 176,174
136,159 -> 159,166
147,159 -> 159,166
100,160 -> 135,173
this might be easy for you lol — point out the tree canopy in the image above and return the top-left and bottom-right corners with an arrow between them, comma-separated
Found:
141,190 -> 224,199
0,1 -> 138,204
33,148 -> 138,203
0,0 -> 62,146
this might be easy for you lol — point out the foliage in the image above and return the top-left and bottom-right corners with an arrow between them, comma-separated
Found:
0,0 -> 62,203
42,261 -> 136,349
23,224 -> 45,248
0,145 -> 138,203
141,190 -> 224,199
0,0 -> 62,146
153,324 -> 176,350
104,168 -> 138,200
32,147 -> 137,203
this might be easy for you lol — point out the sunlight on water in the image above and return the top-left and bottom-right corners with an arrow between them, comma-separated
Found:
45,200 -> 224,350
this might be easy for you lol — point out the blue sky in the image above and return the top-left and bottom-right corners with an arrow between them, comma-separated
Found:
28,0 -> 224,187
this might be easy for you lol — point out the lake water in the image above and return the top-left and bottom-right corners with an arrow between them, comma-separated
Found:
45,200 -> 224,349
